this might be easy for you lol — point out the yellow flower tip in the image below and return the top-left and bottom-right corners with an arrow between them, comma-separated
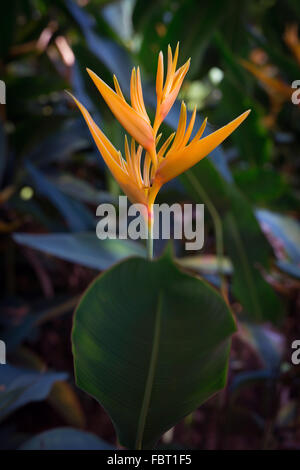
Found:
86,67 -> 98,81
65,89 -> 74,100
156,133 -> 162,145
156,51 -> 164,98
149,145 -> 158,171
65,90 -> 80,107
185,58 -> 191,70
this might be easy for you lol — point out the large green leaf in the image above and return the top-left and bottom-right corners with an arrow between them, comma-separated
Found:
72,251 -> 236,449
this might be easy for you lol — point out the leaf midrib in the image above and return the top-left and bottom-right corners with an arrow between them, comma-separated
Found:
135,292 -> 162,450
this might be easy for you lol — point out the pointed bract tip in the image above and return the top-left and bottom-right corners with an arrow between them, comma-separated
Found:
65,90 -> 77,103
238,109 -> 251,122
86,68 -> 101,82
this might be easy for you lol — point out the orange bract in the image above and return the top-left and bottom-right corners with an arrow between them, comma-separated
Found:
69,45 -> 250,221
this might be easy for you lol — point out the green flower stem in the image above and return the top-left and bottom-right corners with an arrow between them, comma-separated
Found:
147,215 -> 154,260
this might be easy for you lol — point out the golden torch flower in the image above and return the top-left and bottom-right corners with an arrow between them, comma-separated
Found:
68,44 -> 250,224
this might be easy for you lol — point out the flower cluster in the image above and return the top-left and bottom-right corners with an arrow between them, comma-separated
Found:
69,44 -> 249,221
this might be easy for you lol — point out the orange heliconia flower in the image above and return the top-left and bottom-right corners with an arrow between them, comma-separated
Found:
68,44 -> 250,222
284,24 -> 300,66
240,59 -> 292,101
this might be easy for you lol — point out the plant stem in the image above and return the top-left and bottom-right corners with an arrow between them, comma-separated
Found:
147,208 -> 154,260
135,292 -> 162,450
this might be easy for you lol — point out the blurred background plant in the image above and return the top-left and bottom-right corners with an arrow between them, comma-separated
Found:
0,0 -> 300,450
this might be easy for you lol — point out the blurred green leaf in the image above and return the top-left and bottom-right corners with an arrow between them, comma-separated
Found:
26,119 -> 90,166
13,232 -> 146,270
0,1 -> 17,57
256,209 -> 300,279
181,161 -> 284,324
221,80 -> 272,166
248,25 -> 300,79
19,427 -> 114,450
276,260 -> 300,279
26,161 -> 95,231
239,323 -> 284,371
256,209 -> 300,262
230,369 -> 277,398
0,365 -> 67,422
2,295 -> 80,353
136,0 -> 226,76
234,167 -> 288,205
223,185 -> 284,324
49,173 -> 116,205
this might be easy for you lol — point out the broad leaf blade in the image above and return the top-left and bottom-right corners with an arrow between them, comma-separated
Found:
72,253 -> 236,449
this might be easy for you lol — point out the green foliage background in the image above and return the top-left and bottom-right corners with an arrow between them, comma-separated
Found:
0,0 -> 300,450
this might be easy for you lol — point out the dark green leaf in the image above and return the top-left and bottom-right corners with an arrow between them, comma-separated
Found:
181,162 -> 284,324
72,252 -> 236,449
26,162 -> 95,232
